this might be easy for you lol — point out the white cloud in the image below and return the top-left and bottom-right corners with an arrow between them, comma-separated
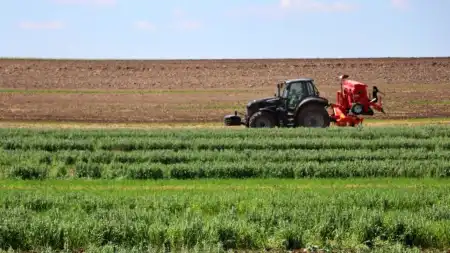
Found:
279,0 -> 358,12
18,21 -> 64,30
280,0 -> 292,8
227,0 -> 358,18
134,21 -> 156,31
50,0 -> 115,6
391,0 -> 409,10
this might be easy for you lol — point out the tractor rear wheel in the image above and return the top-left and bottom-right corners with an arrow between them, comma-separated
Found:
249,111 -> 276,128
296,103 -> 330,128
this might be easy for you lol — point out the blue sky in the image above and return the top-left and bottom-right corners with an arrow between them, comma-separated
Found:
0,0 -> 449,59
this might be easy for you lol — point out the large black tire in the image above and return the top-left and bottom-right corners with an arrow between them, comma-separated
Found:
296,103 -> 331,128
248,111 -> 276,128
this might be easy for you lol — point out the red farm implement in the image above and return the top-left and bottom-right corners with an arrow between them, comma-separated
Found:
329,74 -> 385,127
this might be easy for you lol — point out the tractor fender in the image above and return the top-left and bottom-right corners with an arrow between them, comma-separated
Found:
294,97 -> 329,117
294,97 -> 331,127
258,107 -> 280,126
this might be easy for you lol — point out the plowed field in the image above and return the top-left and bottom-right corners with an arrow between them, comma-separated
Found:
1,57 -> 449,123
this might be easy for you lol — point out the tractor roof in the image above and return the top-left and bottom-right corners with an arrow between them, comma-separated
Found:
285,78 -> 313,83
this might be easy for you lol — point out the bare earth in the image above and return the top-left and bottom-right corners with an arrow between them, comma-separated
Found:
1,57 -> 449,123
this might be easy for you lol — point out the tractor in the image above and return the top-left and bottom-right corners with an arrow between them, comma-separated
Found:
223,75 -> 385,128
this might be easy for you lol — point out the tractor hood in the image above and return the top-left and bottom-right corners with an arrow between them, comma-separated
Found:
247,96 -> 281,109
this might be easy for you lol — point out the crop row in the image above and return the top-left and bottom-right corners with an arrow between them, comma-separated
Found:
0,179 -> 449,252
2,148 -> 450,179
2,137 -> 450,151
1,125 -> 449,139
4,159 -> 450,179
2,148 -> 450,164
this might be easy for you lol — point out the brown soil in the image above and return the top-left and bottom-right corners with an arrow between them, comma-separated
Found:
1,57 -> 449,123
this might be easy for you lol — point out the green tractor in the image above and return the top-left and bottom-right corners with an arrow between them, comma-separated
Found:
224,78 -> 331,128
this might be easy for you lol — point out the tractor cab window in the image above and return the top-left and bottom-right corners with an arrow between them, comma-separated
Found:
286,81 -> 307,110
305,81 -> 319,96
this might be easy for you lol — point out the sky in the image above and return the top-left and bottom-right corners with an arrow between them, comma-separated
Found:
0,0 -> 449,59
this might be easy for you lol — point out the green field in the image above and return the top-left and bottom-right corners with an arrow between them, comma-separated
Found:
1,179 -> 449,253
1,126 -> 450,180
1,126 -> 450,252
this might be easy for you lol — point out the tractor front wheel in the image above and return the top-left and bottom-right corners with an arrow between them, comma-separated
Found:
296,104 -> 331,128
248,111 -> 276,128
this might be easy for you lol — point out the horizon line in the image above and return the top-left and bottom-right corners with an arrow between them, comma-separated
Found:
0,56 -> 450,61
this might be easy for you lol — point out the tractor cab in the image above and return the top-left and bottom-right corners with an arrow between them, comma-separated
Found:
277,78 -> 321,112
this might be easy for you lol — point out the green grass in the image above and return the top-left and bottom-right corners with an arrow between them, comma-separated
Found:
1,126 -> 450,252
363,116 -> 450,123
0,178 -> 449,252
1,125 -> 450,180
